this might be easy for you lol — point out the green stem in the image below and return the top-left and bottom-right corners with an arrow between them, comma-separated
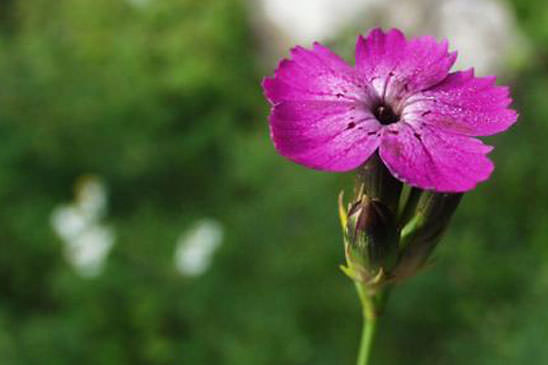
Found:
354,282 -> 380,365
357,312 -> 377,365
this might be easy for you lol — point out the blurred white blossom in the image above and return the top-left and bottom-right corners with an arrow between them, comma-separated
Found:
62,225 -> 115,278
51,205 -> 90,243
75,177 -> 107,220
174,219 -> 223,277
256,0 -> 527,75
51,176 -> 115,278
377,0 -> 527,74
258,0 -> 380,44
437,0 -> 526,74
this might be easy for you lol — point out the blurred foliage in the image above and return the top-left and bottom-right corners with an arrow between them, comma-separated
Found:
0,0 -> 547,364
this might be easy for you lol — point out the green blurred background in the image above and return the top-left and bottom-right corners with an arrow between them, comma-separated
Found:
0,0 -> 547,364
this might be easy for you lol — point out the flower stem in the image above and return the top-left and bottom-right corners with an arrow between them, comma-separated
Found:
357,312 -> 377,365
354,282 -> 382,365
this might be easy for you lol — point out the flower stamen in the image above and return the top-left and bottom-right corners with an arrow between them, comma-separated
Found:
374,104 -> 400,125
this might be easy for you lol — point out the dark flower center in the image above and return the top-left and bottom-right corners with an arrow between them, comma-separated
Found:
374,104 -> 400,125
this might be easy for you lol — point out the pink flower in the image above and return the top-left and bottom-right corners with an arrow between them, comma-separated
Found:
262,28 -> 518,192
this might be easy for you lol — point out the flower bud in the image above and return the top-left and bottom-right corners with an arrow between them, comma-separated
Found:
340,154 -> 465,289
346,197 -> 398,272
357,153 -> 402,215
392,192 -> 463,280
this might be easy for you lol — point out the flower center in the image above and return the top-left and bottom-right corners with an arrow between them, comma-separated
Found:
374,104 -> 400,125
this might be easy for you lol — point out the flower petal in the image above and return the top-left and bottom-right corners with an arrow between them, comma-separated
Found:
263,43 -> 370,105
355,28 -> 457,101
379,123 -> 493,192
264,42 -> 381,171
404,69 -> 518,136
270,100 -> 381,171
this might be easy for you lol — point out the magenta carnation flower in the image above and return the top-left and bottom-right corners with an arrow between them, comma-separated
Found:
262,28 -> 518,192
